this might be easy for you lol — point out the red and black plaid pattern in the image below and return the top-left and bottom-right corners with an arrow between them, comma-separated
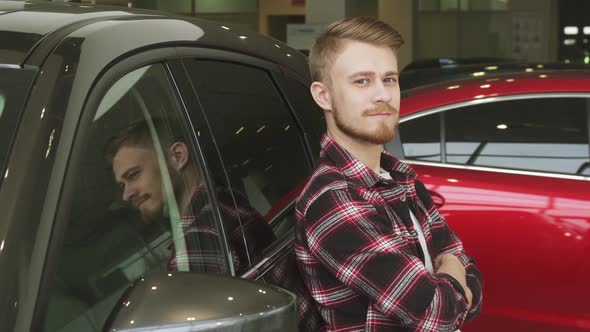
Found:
168,186 -> 275,275
295,135 -> 483,331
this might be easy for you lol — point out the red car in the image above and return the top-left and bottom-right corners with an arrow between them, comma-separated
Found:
387,68 -> 590,332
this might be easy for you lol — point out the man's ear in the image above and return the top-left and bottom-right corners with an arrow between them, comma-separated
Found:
310,81 -> 333,111
168,142 -> 189,170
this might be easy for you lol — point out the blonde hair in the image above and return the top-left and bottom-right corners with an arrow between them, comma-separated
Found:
309,17 -> 404,83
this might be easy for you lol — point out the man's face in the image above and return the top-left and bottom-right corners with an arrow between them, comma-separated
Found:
326,40 -> 400,145
113,145 -> 165,223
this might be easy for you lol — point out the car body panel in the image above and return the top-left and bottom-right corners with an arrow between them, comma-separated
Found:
402,70 -> 590,115
410,162 -> 590,331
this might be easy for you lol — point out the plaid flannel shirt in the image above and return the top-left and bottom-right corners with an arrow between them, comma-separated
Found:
295,135 -> 483,331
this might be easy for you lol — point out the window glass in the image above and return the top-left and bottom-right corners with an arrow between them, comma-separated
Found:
399,113 -> 442,162
184,60 -> 311,269
0,67 -> 36,185
445,97 -> 590,175
282,76 -> 326,159
44,64 -> 229,332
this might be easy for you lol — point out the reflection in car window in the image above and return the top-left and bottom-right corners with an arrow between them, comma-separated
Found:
184,60 -> 311,268
185,59 -> 322,331
44,64 -> 229,332
0,93 -> 5,118
445,97 -> 590,175
399,113 -> 441,162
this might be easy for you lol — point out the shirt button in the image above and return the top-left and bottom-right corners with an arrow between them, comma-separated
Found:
400,195 -> 406,202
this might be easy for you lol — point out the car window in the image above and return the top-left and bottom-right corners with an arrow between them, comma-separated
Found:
43,63 -> 230,332
399,113 -> 442,162
445,97 -> 590,175
281,75 -> 326,159
400,96 -> 590,176
183,59 -> 311,271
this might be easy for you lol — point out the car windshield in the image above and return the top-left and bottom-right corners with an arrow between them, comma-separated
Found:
0,66 -> 37,187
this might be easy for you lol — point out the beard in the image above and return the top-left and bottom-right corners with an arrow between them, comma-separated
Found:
332,102 -> 399,145
139,202 -> 163,224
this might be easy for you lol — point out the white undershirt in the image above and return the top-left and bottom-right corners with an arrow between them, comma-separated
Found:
378,170 -> 434,273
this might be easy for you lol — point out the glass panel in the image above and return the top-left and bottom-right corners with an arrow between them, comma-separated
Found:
470,0 -> 509,11
416,13 -> 460,59
441,0 -> 459,11
282,76 -> 325,158
419,0 -> 439,11
399,113 -> 442,162
445,97 -> 590,175
184,60 -> 311,268
459,12 -> 511,58
44,64 -> 228,332
195,0 -> 257,13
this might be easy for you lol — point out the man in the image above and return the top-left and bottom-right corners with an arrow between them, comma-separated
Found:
104,119 -> 275,274
295,17 -> 483,331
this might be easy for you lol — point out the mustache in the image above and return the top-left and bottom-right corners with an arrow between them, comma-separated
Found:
363,103 -> 399,116
131,195 -> 149,208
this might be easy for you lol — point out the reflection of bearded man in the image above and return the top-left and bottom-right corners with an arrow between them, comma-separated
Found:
106,122 -> 201,225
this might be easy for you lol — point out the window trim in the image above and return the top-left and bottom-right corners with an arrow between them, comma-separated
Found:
400,92 -> 590,180
405,159 -> 590,181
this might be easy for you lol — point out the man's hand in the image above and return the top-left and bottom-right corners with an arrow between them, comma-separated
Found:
435,253 -> 473,310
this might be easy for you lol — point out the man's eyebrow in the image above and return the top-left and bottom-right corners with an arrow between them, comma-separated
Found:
121,166 -> 140,180
348,71 -> 375,79
348,71 -> 400,79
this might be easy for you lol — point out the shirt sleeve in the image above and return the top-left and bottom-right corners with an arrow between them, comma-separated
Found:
303,188 -> 471,331
413,179 -> 483,320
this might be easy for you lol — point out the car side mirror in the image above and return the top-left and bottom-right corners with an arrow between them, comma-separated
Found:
104,272 -> 298,332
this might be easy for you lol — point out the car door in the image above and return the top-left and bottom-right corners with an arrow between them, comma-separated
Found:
173,51 -> 323,330
30,47 -> 248,331
396,94 -> 590,332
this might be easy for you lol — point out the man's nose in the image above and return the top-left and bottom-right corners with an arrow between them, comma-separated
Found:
122,183 -> 135,202
373,82 -> 393,104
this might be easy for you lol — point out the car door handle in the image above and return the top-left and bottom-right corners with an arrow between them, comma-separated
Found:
428,190 -> 445,208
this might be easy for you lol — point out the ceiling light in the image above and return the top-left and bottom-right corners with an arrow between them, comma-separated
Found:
564,26 -> 579,35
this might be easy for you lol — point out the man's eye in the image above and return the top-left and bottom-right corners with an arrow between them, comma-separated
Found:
354,79 -> 367,85
384,77 -> 398,84
128,170 -> 140,180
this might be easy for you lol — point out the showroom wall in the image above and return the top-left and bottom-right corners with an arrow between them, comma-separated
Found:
415,0 -> 558,62
88,0 -> 562,65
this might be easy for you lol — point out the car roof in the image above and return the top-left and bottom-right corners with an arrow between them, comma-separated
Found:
401,69 -> 590,116
0,0 -> 308,76
400,61 -> 590,91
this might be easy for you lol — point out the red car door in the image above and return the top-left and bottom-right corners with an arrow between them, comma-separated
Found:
410,162 -> 590,332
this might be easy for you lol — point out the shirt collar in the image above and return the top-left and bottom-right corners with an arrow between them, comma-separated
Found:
320,134 -> 416,188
